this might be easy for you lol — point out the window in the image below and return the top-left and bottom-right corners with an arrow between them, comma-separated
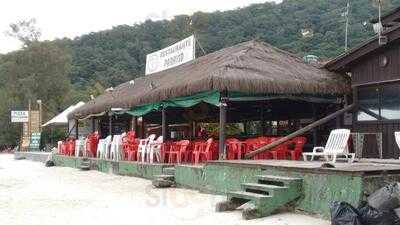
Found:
357,82 -> 400,121
357,86 -> 380,121
381,83 -> 400,120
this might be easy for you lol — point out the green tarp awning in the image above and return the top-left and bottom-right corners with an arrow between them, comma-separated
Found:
118,91 -> 340,117
125,91 -> 220,116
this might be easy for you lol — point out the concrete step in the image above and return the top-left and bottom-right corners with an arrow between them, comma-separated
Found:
163,167 -> 176,175
152,178 -> 175,188
241,183 -> 288,195
154,174 -> 175,181
256,175 -> 302,186
218,175 -> 303,220
228,191 -> 271,203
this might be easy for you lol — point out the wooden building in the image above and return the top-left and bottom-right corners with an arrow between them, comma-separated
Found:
326,8 -> 400,158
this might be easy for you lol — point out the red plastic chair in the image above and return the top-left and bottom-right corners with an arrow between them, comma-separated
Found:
243,138 -> 259,154
269,137 -> 289,160
226,138 -> 244,160
192,138 -> 214,164
122,131 -> 139,161
86,133 -> 100,157
255,137 -> 272,160
66,138 -> 76,156
168,140 -> 190,164
287,137 -> 307,160
60,141 -> 67,155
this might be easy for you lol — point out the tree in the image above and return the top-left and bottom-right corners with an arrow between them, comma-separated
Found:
5,18 -> 41,47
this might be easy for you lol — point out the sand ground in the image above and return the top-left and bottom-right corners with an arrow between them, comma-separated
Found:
0,154 -> 329,225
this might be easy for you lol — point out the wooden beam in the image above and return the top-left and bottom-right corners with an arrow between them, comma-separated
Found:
244,104 -> 356,159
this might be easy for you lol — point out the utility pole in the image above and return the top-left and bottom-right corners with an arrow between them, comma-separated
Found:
345,0 -> 350,51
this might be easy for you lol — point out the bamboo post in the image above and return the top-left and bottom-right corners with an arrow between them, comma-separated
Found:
244,104 -> 356,159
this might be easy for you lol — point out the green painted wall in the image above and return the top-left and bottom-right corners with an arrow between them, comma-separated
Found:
52,155 -> 400,218
53,155 -> 170,180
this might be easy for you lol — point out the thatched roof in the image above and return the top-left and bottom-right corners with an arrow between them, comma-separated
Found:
71,40 -> 350,119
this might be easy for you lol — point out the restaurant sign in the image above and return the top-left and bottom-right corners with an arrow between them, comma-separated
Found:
11,111 -> 29,123
145,35 -> 195,75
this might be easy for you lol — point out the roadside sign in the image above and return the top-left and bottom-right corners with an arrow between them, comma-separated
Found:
29,132 -> 41,151
145,35 -> 195,75
11,111 -> 29,123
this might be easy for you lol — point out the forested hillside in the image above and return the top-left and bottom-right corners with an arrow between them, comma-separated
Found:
0,0 -> 399,146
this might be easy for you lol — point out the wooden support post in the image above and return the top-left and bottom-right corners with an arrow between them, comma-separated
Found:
336,104 -> 342,128
108,113 -> 113,136
75,119 -> 79,139
192,121 -> 196,140
244,104 -> 356,159
261,103 -> 266,135
91,118 -> 96,133
312,104 -> 318,146
162,107 -> 168,141
131,116 -> 137,132
141,117 -> 145,138
219,97 -> 228,160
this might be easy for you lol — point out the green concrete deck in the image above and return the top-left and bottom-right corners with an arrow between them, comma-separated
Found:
52,155 -> 400,219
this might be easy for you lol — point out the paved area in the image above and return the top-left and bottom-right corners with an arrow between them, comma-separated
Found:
0,154 -> 329,225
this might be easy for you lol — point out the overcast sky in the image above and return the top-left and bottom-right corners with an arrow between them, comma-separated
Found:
0,0 -> 281,54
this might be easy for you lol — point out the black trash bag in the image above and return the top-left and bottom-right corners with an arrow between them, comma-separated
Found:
330,201 -> 363,225
358,204 -> 400,225
368,183 -> 400,211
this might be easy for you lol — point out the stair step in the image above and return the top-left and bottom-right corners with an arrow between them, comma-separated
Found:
163,167 -> 176,175
256,175 -> 302,186
154,174 -> 175,181
256,175 -> 302,182
228,191 -> 271,202
241,183 -> 288,194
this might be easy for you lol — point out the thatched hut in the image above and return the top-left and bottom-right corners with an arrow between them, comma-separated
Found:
71,40 -> 349,119
70,40 -> 350,157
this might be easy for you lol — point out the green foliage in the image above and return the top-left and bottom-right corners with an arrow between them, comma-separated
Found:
1,0 -> 400,146
62,0 -> 400,89
0,41 -> 72,145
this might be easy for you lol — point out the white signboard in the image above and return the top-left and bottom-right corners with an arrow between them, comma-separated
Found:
145,35 -> 195,75
11,111 -> 29,123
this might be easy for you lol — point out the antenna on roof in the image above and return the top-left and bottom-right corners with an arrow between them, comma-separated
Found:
377,0 -> 388,45
344,0 -> 350,51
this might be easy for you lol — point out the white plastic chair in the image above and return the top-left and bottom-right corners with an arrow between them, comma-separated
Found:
75,138 -> 86,157
57,141 -> 63,154
110,133 -> 126,161
303,129 -> 354,163
395,132 -> 400,157
96,139 -> 106,159
148,136 -> 163,163
103,135 -> 113,159
137,134 -> 156,163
